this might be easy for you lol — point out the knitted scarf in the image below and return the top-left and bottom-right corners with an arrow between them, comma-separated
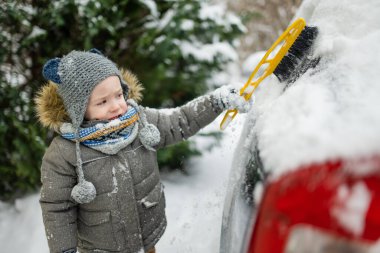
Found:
60,104 -> 139,155
59,100 -> 161,204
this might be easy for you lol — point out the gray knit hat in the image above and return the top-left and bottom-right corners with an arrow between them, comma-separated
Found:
42,48 -> 127,129
42,49 -> 128,204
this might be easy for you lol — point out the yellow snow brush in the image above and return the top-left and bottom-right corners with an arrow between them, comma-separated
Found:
220,17 -> 319,130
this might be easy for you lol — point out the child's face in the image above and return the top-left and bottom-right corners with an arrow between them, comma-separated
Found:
85,76 -> 128,121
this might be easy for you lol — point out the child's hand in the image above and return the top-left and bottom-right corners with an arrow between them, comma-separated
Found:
212,85 -> 253,113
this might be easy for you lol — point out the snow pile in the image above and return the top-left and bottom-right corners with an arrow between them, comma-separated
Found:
240,0 -> 380,176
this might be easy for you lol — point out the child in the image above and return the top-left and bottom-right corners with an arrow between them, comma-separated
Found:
35,49 -> 251,253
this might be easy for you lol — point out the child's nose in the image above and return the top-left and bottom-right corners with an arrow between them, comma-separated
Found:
110,99 -> 121,112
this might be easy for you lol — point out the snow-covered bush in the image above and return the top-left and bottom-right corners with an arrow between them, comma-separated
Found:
0,0 -> 245,200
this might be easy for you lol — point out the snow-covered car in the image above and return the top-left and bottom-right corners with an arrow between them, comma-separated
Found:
220,0 -> 380,252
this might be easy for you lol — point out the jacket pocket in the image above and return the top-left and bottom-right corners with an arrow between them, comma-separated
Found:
140,183 -> 163,208
78,210 -> 119,250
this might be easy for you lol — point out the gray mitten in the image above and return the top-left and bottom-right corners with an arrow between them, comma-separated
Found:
212,85 -> 253,113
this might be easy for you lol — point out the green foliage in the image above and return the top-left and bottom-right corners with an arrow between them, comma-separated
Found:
0,0 -> 244,200
0,2 -> 48,200
157,140 -> 201,173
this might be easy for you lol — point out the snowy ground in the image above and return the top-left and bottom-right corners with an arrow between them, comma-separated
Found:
0,115 -> 246,253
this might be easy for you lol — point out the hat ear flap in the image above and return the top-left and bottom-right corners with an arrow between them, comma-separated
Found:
89,48 -> 103,55
42,58 -> 62,84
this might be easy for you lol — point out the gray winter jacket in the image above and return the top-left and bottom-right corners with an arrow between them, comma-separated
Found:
36,73 -> 222,253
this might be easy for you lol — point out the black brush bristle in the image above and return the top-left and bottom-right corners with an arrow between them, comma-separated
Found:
274,26 -> 319,83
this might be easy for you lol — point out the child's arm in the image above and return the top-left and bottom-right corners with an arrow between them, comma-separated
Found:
40,138 -> 78,253
143,85 -> 251,149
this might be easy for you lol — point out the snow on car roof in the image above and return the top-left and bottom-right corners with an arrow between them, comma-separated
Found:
237,0 -> 380,178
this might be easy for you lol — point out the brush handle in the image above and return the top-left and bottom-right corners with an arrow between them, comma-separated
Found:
220,109 -> 238,130
219,18 -> 307,130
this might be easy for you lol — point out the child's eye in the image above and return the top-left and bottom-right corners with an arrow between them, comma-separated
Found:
96,100 -> 107,106
117,93 -> 124,98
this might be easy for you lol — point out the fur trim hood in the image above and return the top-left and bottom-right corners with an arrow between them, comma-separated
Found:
35,68 -> 144,132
